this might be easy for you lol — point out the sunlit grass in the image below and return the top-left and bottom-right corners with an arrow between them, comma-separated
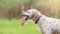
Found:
0,19 -> 40,34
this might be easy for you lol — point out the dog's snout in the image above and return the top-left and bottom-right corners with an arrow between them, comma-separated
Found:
20,11 -> 25,15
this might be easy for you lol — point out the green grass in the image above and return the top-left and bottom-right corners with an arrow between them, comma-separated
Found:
0,19 -> 40,34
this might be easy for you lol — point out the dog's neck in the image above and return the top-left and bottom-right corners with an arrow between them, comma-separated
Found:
32,12 -> 41,24
35,15 -> 41,24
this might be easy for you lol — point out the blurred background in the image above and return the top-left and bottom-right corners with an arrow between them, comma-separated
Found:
0,0 -> 60,19
0,0 -> 60,34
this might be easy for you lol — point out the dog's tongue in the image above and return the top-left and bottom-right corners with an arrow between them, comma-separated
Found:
21,16 -> 29,26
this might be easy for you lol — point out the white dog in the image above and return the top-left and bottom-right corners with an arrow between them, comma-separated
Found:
21,9 -> 60,34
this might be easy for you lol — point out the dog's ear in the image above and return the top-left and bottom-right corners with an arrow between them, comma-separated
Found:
31,13 -> 38,20
21,11 -> 28,16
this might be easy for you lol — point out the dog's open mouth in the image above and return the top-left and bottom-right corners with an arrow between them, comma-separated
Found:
21,16 -> 29,25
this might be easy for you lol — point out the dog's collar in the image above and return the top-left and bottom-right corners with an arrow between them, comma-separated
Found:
35,16 -> 41,24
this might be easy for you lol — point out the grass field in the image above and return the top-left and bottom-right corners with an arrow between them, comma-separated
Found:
0,19 -> 40,34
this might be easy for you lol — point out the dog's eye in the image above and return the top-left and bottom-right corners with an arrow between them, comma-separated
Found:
26,11 -> 30,13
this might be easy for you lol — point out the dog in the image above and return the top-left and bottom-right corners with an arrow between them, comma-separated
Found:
21,9 -> 60,34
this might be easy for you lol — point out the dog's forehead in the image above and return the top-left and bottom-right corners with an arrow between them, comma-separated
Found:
26,10 -> 33,13
26,9 -> 38,13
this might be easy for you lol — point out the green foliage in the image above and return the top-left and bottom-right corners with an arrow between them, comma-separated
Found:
0,0 -> 20,7
0,0 -> 2,3
26,0 -> 36,4
0,0 -> 60,19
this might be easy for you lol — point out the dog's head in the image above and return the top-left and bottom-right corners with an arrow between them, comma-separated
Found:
21,9 -> 34,18
21,9 -> 41,25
